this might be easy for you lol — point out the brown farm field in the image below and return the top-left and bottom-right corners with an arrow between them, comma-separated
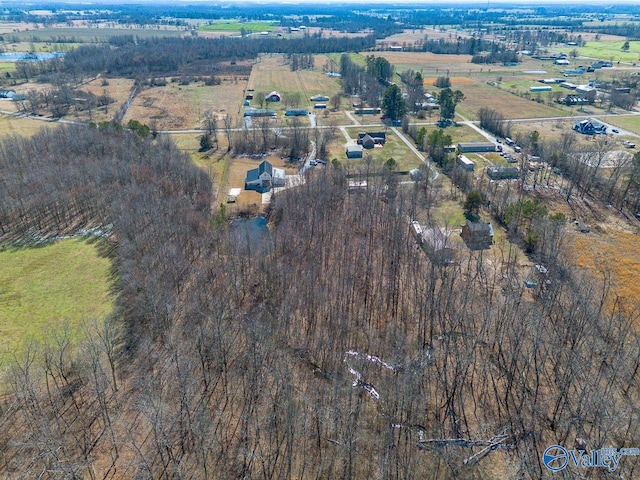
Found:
453,80 -> 569,121
123,77 -> 248,130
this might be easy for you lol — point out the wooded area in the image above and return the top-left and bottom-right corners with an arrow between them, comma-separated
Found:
0,126 -> 639,478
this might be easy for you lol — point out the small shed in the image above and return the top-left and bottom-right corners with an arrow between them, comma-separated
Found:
227,187 -> 242,203
346,145 -> 364,158
457,154 -> 475,172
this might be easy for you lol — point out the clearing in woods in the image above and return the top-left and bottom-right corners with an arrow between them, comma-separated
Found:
123,77 -> 248,130
0,239 -> 114,362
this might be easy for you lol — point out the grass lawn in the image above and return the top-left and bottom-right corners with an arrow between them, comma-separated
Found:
342,127 -> 424,171
200,20 -> 278,33
122,78 -> 248,130
0,113 -> 55,138
0,61 -> 14,76
605,115 -> 640,136
0,238 -> 114,362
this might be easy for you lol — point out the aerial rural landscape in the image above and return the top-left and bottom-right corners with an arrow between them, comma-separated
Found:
1,1 -> 640,478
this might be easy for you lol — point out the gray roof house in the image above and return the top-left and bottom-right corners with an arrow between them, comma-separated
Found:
346,145 -> 364,158
245,160 -> 286,192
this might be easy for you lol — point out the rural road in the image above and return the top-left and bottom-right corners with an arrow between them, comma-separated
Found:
390,126 -> 439,181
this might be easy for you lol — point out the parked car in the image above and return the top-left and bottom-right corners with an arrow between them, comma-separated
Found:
612,128 -> 619,133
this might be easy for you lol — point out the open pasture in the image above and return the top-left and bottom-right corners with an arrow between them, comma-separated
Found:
569,214 -> 640,306
0,112 -> 56,138
0,239 -> 113,362
605,114 -> 640,136
4,26 -> 184,43
200,20 -> 278,33
123,77 -> 247,130
247,54 -> 341,114
452,80 -> 569,121
556,40 -> 640,64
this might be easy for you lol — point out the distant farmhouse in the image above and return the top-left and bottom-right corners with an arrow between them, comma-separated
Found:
245,160 -> 286,192
486,166 -> 519,180
354,107 -> 381,115
573,118 -> 607,135
244,108 -> 277,118
265,91 -> 281,102
461,219 -> 494,250
285,108 -> 308,116
458,142 -> 497,153
357,132 -> 386,149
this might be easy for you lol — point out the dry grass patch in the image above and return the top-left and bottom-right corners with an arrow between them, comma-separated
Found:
571,228 -> 640,306
454,80 -> 569,121
0,113 -> 57,138
123,78 -> 248,130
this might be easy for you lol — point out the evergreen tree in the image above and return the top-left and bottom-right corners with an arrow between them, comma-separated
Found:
382,84 -> 407,121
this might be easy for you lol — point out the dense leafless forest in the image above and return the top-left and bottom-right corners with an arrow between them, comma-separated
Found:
0,125 -> 638,478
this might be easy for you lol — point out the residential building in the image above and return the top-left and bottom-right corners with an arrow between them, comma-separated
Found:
245,160 -> 286,192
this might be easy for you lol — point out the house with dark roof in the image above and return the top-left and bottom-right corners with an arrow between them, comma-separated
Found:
460,219 -> 494,250
357,132 -> 386,147
245,160 -> 286,192
573,118 -> 606,135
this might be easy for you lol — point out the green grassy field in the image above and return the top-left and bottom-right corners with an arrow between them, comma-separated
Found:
557,40 -> 640,63
604,114 -> 640,135
0,61 -> 14,76
0,238 -> 114,361
200,21 -> 278,33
